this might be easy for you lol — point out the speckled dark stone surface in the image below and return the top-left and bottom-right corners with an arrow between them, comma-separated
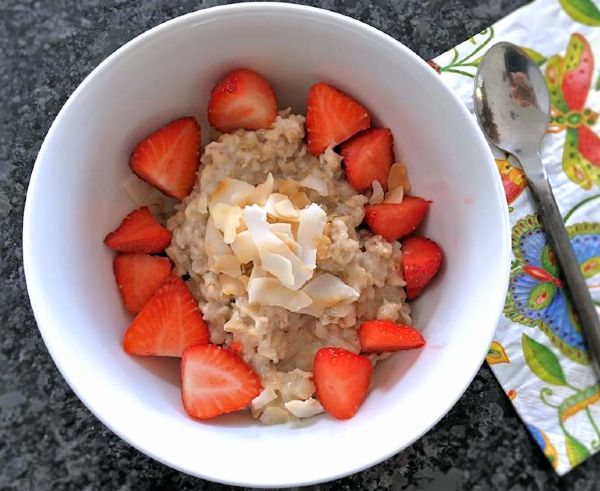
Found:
3,1 -> 600,489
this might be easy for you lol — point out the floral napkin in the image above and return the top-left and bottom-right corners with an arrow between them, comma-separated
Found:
430,0 -> 600,475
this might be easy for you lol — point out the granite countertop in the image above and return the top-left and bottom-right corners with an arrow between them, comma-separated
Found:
2,1 -> 600,489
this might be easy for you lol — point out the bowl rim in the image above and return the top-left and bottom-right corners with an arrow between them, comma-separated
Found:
23,2 -> 511,487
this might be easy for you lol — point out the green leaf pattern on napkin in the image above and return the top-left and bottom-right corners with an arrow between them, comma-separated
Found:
523,334 -> 568,385
566,433 -> 592,465
560,0 -> 600,26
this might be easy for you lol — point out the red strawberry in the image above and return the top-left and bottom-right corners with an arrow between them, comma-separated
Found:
229,341 -> 243,355
130,117 -> 200,200
341,128 -> 394,191
208,69 -> 278,133
401,236 -> 443,299
123,276 -> 209,356
306,83 -> 370,156
104,206 -> 172,254
113,254 -> 173,314
364,197 -> 431,242
358,320 -> 425,353
181,344 -> 262,419
313,347 -> 372,420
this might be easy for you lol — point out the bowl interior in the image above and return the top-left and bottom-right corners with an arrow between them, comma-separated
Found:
24,4 -> 510,487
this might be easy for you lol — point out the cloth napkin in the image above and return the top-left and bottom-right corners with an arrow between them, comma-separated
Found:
431,0 -> 600,475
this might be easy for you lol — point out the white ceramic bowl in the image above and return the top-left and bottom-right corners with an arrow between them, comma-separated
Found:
23,3 -> 510,487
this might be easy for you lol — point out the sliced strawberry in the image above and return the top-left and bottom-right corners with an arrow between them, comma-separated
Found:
306,83 -> 370,156
208,69 -> 278,133
229,341 -> 243,355
359,320 -> 425,353
313,347 -> 372,420
364,196 -> 431,242
130,117 -> 200,200
104,206 -> 172,253
401,236 -> 443,299
113,254 -> 173,314
123,276 -> 209,356
341,128 -> 394,191
181,344 -> 262,419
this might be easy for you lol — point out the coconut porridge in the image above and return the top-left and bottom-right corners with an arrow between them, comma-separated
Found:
104,68 -> 441,422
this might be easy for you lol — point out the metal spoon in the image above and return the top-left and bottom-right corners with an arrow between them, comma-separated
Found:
474,42 -> 600,374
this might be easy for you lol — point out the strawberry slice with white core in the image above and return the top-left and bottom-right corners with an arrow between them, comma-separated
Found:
341,128 -> 394,191
181,344 -> 262,419
113,253 -> 172,314
359,320 -> 425,352
364,196 -> 431,242
208,69 -> 278,133
104,206 -> 172,254
313,347 -> 372,419
130,117 -> 201,200
123,276 -> 209,357
401,236 -> 443,299
306,83 -> 370,156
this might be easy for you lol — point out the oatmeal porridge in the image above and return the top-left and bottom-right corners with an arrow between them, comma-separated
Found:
166,112 -> 411,423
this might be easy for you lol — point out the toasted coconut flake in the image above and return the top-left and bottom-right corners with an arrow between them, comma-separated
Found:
296,204 -> 327,269
275,199 -> 301,219
251,388 -> 278,411
289,191 -> 311,209
219,274 -> 246,295
270,222 -> 293,237
205,217 -> 232,256
233,173 -> 274,207
370,180 -> 385,205
212,254 -> 242,278
383,186 -> 404,204
122,174 -> 175,214
211,203 -> 242,244
208,178 -> 254,207
239,275 -> 250,289
300,273 -> 360,316
277,179 -> 300,197
264,194 -> 301,222
261,253 -> 294,286
248,277 -> 313,311
249,264 -> 267,280
299,175 -> 328,196
231,230 -> 259,263
388,163 -> 410,192
244,205 -> 312,289
284,398 -> 325,418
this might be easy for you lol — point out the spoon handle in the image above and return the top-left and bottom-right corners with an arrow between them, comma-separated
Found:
520,152 -> 600,374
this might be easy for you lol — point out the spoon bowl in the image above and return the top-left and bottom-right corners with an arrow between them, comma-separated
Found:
474,42 -> 550,157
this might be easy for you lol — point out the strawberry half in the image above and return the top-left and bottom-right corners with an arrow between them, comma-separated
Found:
208,69 -> 278,133
341,128 -> 394,191
104,206 -> 172,254
130,117 -> 201,200
306,83 -> 370,156
313,347 -> 372,420
359,320 -> 425,353
401,236 -> 443,299
364,196 -> 431,242
123,276 -> 209,357
181,344 -> 262,419
113,254 -> 173,314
